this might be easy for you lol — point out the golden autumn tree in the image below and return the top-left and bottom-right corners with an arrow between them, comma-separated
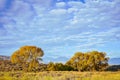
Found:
66,51 -> 109,71
11,46 -> 44,71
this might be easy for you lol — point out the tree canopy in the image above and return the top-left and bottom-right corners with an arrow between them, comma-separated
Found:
66,51 -> 109,71
10,46 -> 44,71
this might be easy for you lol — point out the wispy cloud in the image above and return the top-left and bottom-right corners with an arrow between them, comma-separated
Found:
0,0 -> 120,60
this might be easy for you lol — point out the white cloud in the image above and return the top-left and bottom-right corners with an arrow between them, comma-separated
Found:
56,2 -> 66,8
67,8 -> 78,13
24,0 -> 52,7
49,9 -> 67,15
68,1 -> 85,8
0,0 -> 120,58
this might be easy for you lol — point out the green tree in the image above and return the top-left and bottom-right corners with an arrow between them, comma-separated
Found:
11,46 -> 44,71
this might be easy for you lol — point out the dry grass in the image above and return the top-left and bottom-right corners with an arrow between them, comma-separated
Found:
0,71 -> 120,80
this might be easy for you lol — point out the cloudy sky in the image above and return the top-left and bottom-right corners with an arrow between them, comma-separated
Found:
0,0 -> 120,63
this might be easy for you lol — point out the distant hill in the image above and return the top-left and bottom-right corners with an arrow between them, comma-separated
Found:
109,58 -> 120,65
107,65 -> 120,71
0,55 -> 10,60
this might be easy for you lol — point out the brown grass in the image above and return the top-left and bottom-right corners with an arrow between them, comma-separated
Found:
0,71 -> 120,80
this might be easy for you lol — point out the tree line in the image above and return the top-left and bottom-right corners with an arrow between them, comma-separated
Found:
0,46 -> 110,72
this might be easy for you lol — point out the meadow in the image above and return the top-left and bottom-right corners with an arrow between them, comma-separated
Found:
0,71 -> 120,80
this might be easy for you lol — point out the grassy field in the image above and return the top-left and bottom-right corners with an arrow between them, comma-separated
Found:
0,71 -> 120,80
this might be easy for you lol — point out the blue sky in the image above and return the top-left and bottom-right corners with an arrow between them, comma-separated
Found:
0,0 -> 120,63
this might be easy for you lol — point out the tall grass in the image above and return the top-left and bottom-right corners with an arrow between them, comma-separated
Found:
0,71 -> 120,80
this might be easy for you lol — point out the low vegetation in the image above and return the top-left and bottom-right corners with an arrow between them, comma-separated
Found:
0,71 -> 120,80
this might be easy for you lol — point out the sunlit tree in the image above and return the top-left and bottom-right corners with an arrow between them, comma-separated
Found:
11,46 -> 44,71
87,51 -> 109,71
66,51 -> 109,71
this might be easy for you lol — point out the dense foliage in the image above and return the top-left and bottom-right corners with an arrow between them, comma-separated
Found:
10,46 -> 44,71
46,62 -> 74,71
66,51 -> 109,71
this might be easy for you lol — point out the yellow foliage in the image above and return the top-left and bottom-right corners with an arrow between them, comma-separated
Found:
10,45 -> 44,71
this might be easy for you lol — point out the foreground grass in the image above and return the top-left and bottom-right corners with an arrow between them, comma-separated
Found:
0,71 -> 120,80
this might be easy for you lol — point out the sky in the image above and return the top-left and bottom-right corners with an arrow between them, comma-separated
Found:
0,0 -> 120,63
